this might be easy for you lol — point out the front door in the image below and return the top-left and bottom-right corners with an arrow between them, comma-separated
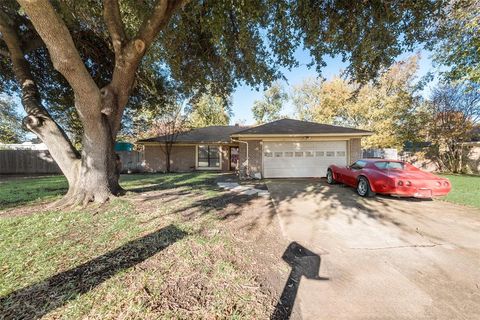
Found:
229,146 -> 239,171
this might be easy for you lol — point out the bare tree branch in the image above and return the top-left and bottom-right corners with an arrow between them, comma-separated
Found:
103,0 -> 126,56
16,0 -> 101,117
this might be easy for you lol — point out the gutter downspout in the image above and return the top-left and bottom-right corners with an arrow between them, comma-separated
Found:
232,138 -> 249,178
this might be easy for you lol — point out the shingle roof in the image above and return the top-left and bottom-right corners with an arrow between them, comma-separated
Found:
232,118 -> 372,135
137,119 -> 371,144
137,125 -> 247,144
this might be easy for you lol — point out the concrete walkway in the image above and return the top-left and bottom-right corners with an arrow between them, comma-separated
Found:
267,179 -> 480,320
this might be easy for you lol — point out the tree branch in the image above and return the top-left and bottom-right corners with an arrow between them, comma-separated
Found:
0,11 -> 80,183
17,0 -> 101,117
104,0 -> 184,137
103,0 -> 126,56
134,0 -> 184,52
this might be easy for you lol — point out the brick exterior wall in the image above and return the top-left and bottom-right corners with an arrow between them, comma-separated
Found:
349,138 -> 362,164
144,145 -> 196,172
144,138 -> 365,176
238,140 -> 262,178
144,144 -> 234,172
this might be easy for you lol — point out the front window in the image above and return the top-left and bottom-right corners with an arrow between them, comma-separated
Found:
198,145 -> 220,168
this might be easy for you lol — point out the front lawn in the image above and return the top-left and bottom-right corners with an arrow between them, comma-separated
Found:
0,173 -> 217,210
0,173 -> 279,319
440,174 -> 480,209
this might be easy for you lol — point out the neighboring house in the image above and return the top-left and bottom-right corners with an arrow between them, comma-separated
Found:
137,118 -> 372,178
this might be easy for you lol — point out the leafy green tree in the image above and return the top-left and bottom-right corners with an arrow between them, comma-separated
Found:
293,77 -> 350,124
0,97 -> 25,143
432,0 -> 480,83
0,0 -> 444,205
252,82 -> 287,124
187,93 -> 232,128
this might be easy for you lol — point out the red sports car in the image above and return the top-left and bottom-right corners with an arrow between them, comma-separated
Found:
327,159 -> 451,198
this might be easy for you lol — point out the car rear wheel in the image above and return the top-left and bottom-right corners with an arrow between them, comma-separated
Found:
326,170 -> 335,184
357,176 -> 375,197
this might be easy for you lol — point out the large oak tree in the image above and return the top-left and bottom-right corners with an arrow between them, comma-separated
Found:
0,0 -> 443,206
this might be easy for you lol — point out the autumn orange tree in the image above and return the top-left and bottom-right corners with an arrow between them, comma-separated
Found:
293,56 -> 422,149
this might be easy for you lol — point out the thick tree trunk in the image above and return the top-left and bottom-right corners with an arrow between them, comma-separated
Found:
57,108 -> 124,206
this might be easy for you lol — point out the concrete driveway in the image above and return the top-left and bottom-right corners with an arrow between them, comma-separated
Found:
266,179 -> 480,320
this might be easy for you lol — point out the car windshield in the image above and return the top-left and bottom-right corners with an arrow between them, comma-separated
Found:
374,161 -> 405,170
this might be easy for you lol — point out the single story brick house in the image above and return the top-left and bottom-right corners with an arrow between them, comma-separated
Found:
137,118 -> 372,178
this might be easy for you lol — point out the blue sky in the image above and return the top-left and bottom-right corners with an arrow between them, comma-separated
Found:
230,48 -> 437,124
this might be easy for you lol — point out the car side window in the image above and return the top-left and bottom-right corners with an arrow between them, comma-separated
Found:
350,160 -> 367,170
374,161 -> 388,169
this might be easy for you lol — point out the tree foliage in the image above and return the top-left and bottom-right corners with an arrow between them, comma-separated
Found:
423,83 -> 480,172
0,0 -> 445,118
293,56 -> 422,149
432,0 -> 480,84
0,97 -> 25,143
186,92 -> 232,128
252,82 -> 287,124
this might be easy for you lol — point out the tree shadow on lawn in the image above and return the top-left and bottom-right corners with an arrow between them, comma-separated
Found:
122,172 -> 220,194
0,225 -> 186,320
0,173 -> 219,212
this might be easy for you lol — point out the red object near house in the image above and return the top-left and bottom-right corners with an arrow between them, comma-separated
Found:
327,159 -> 451,198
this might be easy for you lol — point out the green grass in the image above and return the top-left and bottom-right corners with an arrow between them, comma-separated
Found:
0,173 -> 272,319
0,175 -> 68,210
0,172 -> 217,210
439,174 -> 480,209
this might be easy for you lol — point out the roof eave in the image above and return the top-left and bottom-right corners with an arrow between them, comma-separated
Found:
230,132 -> 373,138
136,140 -> 235,145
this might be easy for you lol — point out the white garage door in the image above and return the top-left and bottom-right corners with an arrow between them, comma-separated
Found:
263,141 -> 347,178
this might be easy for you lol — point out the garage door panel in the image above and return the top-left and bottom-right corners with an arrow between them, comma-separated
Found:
263,141 -> 347,178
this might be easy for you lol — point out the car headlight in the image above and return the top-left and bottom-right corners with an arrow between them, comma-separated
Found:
405,181 -> 412,186
444,181 -> 449,186
436,181 -> 442,187
398,180 -> 403,186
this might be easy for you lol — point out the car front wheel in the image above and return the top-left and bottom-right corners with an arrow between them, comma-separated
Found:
357,176 -> 375,197
326,169 -> 335,184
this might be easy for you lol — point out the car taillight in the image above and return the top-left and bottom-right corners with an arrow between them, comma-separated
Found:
398,180 -> 403,186
405,181 -> 412,186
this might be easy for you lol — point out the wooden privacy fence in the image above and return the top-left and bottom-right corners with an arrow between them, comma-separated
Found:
0,150 -> 61,174
0,150 -> 145,175
117,150 -> 144,173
